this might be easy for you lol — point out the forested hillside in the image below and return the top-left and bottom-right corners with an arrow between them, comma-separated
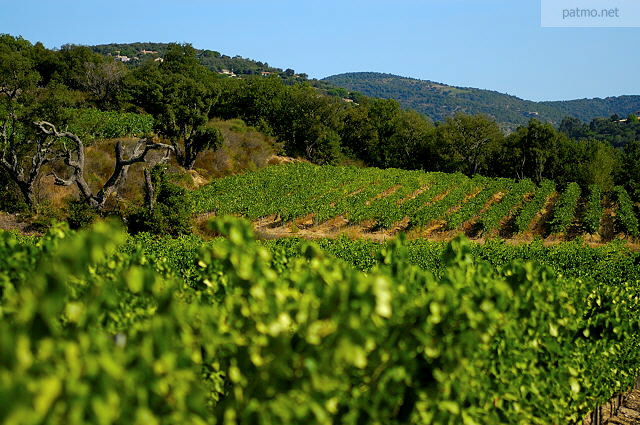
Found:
89,42 -> 307,79
323,72 -> 640,130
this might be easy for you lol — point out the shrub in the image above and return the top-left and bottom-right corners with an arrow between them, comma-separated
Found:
127,166 -> 193,236
65,199 -> 100,230
0,169 -> 27,213
24,202 -> 64,233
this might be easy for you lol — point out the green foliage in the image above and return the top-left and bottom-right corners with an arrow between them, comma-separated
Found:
445,178 -> 510,231
2,219 -> 640,424
514,180 -> 555,233
550,182 -> 581,234
553,138 -> 620,191
477,179 -> 536,233
65,198 -> 100,230
622,141 -> 640,202
0,35 -> 633,203
89,42 -> 296,80
0,168 -> 28,213
505,119 -> 563,183
24,203 -> 64,233
436,113 -> 503,175
0,222 -> 210,425
65,108 -> 154,141
128,44 -> 220,169
560,114 -> 640,148
583,185 -> 604,234
192,126 -> 224,154
613,186 -> 639,237
127,167 -> 193,236
0,34 -> 633,227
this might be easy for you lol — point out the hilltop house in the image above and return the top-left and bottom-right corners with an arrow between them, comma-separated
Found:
114,55 -> 131,62
140,50 -> 159,54
219,69 -> 237,77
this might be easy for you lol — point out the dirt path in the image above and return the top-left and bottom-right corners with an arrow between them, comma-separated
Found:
228,215 -> 640,251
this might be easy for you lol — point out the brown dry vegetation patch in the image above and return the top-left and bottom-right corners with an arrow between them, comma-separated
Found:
358,219 -> 378,230
33,138 -> 208,210
599,389 -> 640,425
26,118 -> 278,213
424,220 -> 448,237
338,225 -> 396,242
252,215 -> 352,240
310,215 -> 349,234
266,155 -> 304,165
194,118 -> 279,180
253,214 -> 282,229
390,216 -> 411,233
0,212 -> 38,236
294,213 -> 316,229
194,212 -> 220,239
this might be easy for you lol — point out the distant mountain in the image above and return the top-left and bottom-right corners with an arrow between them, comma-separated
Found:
322,72 -> 640,130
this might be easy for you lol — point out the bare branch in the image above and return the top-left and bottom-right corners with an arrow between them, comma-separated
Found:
48,171 -> 76,187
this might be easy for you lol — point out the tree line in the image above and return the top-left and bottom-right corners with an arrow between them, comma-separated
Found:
2,34 -> 640,217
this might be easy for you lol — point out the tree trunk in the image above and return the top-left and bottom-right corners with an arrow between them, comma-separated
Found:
185,157 -> 196,170
143,167 -> 156,211
183,140 -> 197,170
16,180 -> 35,209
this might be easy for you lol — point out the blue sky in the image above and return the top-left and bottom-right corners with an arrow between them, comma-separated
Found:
1,0 -> 638,101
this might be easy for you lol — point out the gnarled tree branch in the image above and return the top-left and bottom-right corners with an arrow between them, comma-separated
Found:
35,121 -> 174,210
0,116 -> 59,208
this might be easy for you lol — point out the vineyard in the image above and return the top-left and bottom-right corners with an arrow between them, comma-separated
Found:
193,163 -> 640,242
1,219 -> 640,424
3,28 -> 640,425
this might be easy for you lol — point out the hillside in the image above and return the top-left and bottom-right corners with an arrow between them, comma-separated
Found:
193,163 -> 638,243
322,72 -> 640,129
89,42 -> 307,79
88,45 -> 640,130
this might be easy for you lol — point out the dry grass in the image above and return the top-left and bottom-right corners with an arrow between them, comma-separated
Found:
194,118 -> 280,180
